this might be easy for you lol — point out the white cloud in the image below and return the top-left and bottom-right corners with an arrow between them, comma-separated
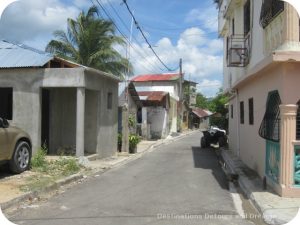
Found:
0,0 -> 79,47
185,6 -> 218,32
129,27 -> 223,96
197,79 -> 222,97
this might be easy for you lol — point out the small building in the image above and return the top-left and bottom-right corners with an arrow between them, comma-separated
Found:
131,73 -> 182,133
0,40 -> 119,158
191,108 -> 213,130
138,91 -> 170,139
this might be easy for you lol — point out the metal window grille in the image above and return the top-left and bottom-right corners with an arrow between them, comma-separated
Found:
259,91 -> 281,142
259,0 -> 284,28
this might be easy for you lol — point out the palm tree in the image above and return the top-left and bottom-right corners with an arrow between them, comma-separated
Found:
46,6 -> 131,77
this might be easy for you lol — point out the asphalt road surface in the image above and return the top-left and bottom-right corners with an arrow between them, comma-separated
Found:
9,131 -> 254,225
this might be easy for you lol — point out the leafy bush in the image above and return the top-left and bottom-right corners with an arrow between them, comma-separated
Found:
129,134 -> 140,149
31,146 -> 47,170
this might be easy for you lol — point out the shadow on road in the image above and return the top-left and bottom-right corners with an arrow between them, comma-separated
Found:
192,146 -> 228,190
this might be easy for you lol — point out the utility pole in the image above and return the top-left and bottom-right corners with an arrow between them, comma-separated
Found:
121,12 -> 134,154
178,58 -> 183,132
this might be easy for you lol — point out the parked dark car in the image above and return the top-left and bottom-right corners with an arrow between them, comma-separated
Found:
0,117 -> 32,173
201,126 -> 227,148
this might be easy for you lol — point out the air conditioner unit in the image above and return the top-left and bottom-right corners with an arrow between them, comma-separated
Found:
230,44 -> 243,64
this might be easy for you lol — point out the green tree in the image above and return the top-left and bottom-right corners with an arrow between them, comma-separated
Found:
196,93 -> 209,109
208,89 -> 229,130
46,6 -> 131,77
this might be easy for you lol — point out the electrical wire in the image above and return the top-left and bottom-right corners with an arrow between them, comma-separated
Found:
91,0 -> 164,73
122,0 -> 176,71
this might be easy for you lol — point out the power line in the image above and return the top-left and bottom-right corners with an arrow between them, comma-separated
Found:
105,0 -> 165,72
122,0 -> 176,72
92,0 -> 163,73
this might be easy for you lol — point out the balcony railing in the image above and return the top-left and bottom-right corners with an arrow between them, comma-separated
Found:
227,34 -> 250,67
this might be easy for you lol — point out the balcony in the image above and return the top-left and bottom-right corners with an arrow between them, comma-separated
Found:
227,34 -> 250,67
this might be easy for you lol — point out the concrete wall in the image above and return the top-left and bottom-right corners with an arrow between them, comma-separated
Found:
84,90 -> 98,154
0,68 -> 43,152
228,64 -> 283,178
85,73 -> 118,158
49,88 -> 76,154
134,81 -> 180,100
146,106 -> 169,139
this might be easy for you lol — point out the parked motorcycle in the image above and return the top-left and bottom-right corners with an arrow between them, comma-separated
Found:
201,126 -> 227,148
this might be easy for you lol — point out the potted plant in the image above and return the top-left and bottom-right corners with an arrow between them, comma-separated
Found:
129,134 -> 140,154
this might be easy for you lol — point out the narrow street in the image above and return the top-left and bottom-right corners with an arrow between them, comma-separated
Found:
9,132 -> 255,225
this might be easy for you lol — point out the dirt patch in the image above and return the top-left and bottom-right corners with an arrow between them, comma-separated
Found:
0,170 -> 37,204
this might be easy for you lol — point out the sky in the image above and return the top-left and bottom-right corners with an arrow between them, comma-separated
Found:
0,0 -> 223,97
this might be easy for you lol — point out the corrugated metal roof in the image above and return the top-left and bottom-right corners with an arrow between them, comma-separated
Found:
138,91 -> 168,102
192,108 -> 213,118
132,73 -> 180,82
0,40 -> 53,68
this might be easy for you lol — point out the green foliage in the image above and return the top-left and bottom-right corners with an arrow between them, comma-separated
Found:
128,115 -> 136,128
31,146 -> 47,170
129,134 -> 140,149
118,133 -> 122,145
196,93 -> 209,109
46,6 -> 132,77
208,89 -> 229,115
52,158 -> 81,176
195,89 -> 229,130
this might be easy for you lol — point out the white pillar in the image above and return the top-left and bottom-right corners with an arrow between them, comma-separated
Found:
279,104 -> 298,189
76,87 -> 85,157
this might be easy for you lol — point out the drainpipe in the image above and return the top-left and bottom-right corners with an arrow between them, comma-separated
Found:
235,89 -> 241,158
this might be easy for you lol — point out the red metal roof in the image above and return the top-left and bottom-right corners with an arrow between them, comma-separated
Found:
192,108 -> 212,118
138,91 -> 168,102
131,73 -> 180,82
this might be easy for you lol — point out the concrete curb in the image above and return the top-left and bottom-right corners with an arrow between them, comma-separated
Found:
1,129 -> 199,212
219,149 -> 298,225
1,174 -> 83,210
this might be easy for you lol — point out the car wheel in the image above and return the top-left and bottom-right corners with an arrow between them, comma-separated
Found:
9,141 -> 31,174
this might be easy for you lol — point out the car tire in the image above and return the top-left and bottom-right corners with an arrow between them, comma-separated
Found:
9,141 -> 31,174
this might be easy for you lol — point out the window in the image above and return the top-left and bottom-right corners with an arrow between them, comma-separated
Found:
0,88 -> 13,120
259,0 -> 284,28
249,98 -> 254,125
259,91 -> 281,142
244,0 -> 251,35
231,104 -> 233,119
107,92 -> 112,109
240,101 -> 244,124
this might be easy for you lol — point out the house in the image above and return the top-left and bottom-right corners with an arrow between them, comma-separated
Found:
218,0 -> 300,196
138,91 -> 170,139
0,40 -> 119,158
191,108 -> 213,130
131,73 -> 182,134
